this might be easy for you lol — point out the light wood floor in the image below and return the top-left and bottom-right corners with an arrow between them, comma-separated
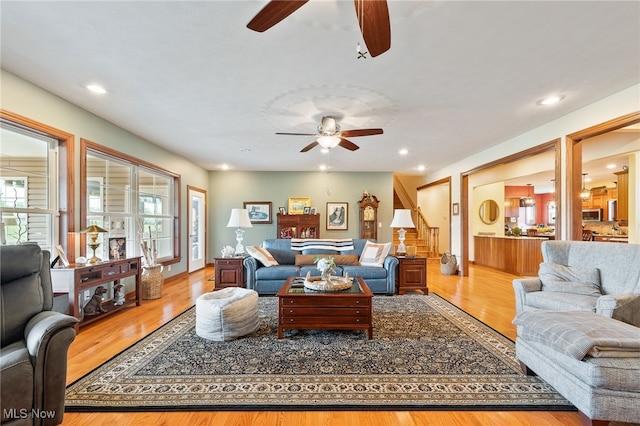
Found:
61,261 -> 583,426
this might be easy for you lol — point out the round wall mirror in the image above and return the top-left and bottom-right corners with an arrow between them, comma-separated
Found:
479,199 -> 500,224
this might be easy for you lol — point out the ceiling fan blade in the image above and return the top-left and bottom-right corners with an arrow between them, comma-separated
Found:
339,138 -> 360,151
354,0 -> 391,57
247,0 -> 309,32
341,128 -> 383,137
300,141 -> 319,152
276,132 -> 318,136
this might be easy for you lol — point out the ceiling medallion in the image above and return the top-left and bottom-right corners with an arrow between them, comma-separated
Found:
262,85 -> 397,132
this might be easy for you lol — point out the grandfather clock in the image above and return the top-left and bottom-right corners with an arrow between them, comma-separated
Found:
358,192 -> 379,240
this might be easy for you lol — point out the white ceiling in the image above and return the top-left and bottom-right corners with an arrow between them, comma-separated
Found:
1,1 -> 639,176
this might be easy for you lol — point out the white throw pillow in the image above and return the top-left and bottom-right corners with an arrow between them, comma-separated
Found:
359,241 -> 391,267
246,246 -> 279,267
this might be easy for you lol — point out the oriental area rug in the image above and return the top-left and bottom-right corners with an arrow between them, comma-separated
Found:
65,294 -> 574,412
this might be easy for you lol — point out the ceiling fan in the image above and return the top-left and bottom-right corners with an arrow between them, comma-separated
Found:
276,116 -> 383,152
247,0 -> 391,57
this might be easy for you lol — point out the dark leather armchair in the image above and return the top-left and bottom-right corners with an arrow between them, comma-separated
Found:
1,244 -> 78,425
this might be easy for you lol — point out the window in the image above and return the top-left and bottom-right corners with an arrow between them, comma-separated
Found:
0,122 -> 58,248
81,139 -> 180,265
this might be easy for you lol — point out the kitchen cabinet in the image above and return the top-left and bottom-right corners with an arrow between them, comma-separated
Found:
474,235 -> 544,276
505,197 -> 520,219
582,193 -> 606,210
593,235 -> 628,243
615,171 -> 628,223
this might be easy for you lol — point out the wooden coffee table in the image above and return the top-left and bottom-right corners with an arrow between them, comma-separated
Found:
277,276 -> 373,339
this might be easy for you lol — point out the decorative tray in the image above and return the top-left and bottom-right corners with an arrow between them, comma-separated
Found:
303,272 -> 353,291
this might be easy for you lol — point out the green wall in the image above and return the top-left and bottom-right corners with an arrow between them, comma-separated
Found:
1,69 -> 210,278
208,171 -> 394,260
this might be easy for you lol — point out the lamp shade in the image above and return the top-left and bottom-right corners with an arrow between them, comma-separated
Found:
81,224 -> 108,233
227,208 -> 253,228
389,209 -> 415,229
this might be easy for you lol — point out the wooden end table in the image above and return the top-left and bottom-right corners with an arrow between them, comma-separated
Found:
396,256 -> 428,294
277,276 -> 373,339
213,256 -> 247,290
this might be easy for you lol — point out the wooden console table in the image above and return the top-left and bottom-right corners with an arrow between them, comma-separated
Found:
51,257 -> 142,330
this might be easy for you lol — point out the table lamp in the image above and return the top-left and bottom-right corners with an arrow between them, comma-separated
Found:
389,209 -> 415,256
227,208 -> 252,255
81,224 -> 108,263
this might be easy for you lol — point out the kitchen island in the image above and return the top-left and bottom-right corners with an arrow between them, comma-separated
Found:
474,235 -> 545,276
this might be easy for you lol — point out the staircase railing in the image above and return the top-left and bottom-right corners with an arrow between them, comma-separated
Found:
416,207 -> 439,258
393,175 -> 440,257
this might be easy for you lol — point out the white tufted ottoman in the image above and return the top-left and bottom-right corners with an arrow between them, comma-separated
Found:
195,287 -> 259,341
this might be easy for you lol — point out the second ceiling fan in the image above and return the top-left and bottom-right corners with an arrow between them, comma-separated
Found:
247,0 -> 391,57
276,116 -> 383,152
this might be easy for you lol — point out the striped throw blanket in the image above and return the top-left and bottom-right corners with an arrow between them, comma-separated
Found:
290,238 -> 355,252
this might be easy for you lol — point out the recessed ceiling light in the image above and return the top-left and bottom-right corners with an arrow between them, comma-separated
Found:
319,164 -> 328,171
537,95 -> 563,106
320,148 -> 330,154
606,163 -> 616,169
417,165 -> 426,172
220,164 -> 230,170
399,149 -> 408,155
86,84 -> 107,94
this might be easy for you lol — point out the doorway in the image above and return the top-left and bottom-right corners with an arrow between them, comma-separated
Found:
188,186 -> 206,273
460,140 -> 561,276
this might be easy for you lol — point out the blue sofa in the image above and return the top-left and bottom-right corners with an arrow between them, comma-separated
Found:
243,239 -> 398,295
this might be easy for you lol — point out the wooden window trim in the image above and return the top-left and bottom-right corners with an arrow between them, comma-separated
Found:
80,138 -> 181,265
0,109 -> 75,259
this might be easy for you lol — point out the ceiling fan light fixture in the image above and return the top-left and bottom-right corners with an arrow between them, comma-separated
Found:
317,135 -> 341,149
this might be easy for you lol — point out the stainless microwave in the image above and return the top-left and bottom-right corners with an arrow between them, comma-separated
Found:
582,208 -> 602,222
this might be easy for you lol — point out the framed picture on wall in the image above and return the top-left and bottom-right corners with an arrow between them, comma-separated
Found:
326,202 -> 348,230
288,197 -> 311,215
243,201 -> 272,224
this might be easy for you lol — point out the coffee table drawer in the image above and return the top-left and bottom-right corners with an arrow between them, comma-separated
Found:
281,307 -> 369,317
280,315 -> 370,326
280,297 -> 370,307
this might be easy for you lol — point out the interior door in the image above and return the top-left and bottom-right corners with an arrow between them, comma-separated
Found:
188,186 -> 206,273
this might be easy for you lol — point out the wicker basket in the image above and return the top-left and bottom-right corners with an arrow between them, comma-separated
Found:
440,253 -> 458,275
142,265 -> 164,299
